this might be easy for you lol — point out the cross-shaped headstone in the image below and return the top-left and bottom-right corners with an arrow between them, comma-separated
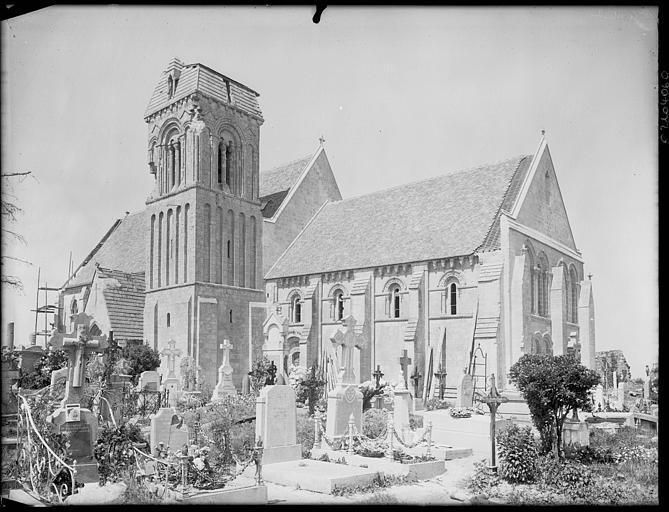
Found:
266,360 -> 277,385
161,339 -> 182,378
220,339 -> 233,372
318,134 -> 326,146
433,363 -> 448,400
330,315 -> 367,384
410,366 -> 422,399
399,350 -> 412,389
49,312 -> 108,406
477,373 -> 509,471
372,365 -> 384,389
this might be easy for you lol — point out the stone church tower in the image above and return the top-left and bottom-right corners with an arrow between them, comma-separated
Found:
142,58 -> 265,390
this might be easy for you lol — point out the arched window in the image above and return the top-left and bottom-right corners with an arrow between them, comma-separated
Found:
70,299 -> 78,316
167,76 -> 174,97
166,313 -> 171,327
89,324 -> 102,337
535,253 -> 550,317
334,290 -> 345,321
291,294 -> 302,323
449,282 -> 458,315
569,267 -> 579,323
390,285 -> 401,319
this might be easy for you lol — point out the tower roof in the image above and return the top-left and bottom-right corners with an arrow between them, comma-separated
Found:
144,58 -> 262,120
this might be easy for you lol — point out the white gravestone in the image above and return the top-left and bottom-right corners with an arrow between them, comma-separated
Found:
325,316 -> 365,444
255,385 -> 302,464
150,407 -> 189,453
393,369 -> 412,432
160,339 -> 182,407
138,370 -> 161,391
212,339 -> 237,401
456,370 -> 474,408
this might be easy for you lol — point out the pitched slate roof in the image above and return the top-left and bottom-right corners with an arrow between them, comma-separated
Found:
266,155 -> 532,279
64,211 -> 147,289
96,267 -> 145,342
144,59 -> 262,120
259,154 -> 312,218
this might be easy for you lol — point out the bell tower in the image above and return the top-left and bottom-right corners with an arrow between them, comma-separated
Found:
142,57 -> 265,392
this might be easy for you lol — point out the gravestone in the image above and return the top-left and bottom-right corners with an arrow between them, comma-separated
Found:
47,313 -> 108,462
393,369 -> 412,431
212,339 -> 237,401
456,369 -> 474,408
325,316 -> 365,444
593,384 -> 604,411
150,407 -> 189,453
255,385 -> 302,464
138,370 -> 161,391
17,345 -> 44,376
160,339 -> 182,407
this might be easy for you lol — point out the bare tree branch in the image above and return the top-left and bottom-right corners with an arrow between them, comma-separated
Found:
1,275 -> 24,292
1,255 -> 33,266
1,172 -> 32,177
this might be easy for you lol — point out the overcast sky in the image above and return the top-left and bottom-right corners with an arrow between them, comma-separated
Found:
1,6 -> 658,378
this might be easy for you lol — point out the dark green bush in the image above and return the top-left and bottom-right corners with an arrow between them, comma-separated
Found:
496,423 -> 539,483
19,349 -> 68,389
563,444 -> 614,464
466,459 -> 501,494
409,413 -> 423,429
363,408 -> 388,439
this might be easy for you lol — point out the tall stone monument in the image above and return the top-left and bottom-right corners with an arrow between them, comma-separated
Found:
393,369 -> 412,431
255,385 -> 302,464
47,313 -> 108,462
324,315 -> 366,445
160,339 -> 182,407
211,338 -> 237,401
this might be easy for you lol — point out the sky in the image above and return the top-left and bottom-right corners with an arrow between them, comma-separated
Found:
1,6 -> 658,378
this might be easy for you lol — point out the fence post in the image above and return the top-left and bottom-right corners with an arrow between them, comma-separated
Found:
426,419 -> 432,458
386,412 -> 394,460
347,414 -> 354,458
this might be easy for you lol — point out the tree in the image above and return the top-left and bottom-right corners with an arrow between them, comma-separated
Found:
1,171 -> 34,291
509,354 -> 600,458
122,343 -> 161,384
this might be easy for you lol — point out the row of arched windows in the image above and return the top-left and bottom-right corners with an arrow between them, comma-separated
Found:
526,243 -> 579,322
285,278 -> 461,324
150,203 -> 189,289
150,125 -> 258,200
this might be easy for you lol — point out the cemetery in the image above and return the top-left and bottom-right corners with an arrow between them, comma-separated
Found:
0,312 -> 658,505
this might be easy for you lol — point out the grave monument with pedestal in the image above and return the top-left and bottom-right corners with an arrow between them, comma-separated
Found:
255,385 -> 302,464
160,339 -> 181,407
211,339 -> 237,401
324,316 -> 366,446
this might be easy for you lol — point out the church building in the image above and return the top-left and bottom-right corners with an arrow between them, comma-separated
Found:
262,137 -> 596,395
57,58 -> 595,396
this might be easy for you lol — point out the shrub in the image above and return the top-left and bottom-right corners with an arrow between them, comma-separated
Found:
449,407 -> 472,418
563,444 -> 614,464
425,398 -> 451,411
409,413 -> 423,430
122,344 -> 161,385
296,410 -> 315,458
363,408 -> 388,439
466,459 -> 501,494
19,348 -> 68,389
496,423 -> 539,483
509,354 -> 600,458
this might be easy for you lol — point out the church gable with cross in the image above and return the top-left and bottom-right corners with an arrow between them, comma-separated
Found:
264,135 -> 596,394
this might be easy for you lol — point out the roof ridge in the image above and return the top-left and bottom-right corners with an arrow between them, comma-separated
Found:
261,153 -> 314,174
474,155 -> 532,253
332,154 -> 531,206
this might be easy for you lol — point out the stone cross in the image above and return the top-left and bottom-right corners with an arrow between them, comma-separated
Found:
478,373 -> 509,471
433,363 -> 447,400
410,366 -> 422,399
330,315 -> 367,384
399,350 -> 412,389
212,339 -> 236,400
49,313 -> 108,406
160,339 -> 182,378
372,365 -> 384,389
266,360 -> 277,385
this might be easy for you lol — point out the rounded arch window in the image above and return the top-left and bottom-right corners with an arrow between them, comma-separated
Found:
389,285 -> 401,319
332,288 -> 345,321
290,294 -> 303,323
166,313 -> 171,327
70,299 -> 78,316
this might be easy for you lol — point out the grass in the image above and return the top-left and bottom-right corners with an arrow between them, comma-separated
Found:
467,426 -> 658,505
